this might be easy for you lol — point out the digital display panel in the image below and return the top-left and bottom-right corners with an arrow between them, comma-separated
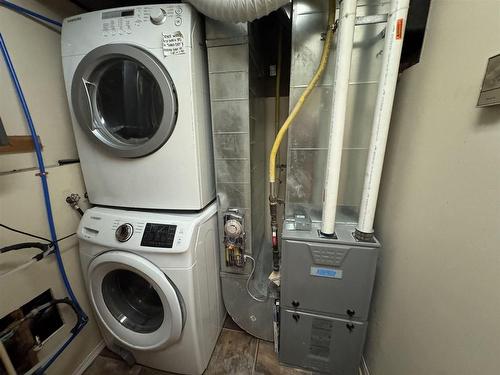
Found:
140,223 -> 177,248
102,9 -> 134,19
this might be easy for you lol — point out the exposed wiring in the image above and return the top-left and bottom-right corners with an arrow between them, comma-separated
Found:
0,223 -> 51,243
1,224 -> 76,246
0,0 -> 62,28
55,232 -> 77,243
244,255 -> 269,303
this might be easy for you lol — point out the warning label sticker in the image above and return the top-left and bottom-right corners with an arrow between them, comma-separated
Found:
396,18 -> 404,40
162,32 -> 186,56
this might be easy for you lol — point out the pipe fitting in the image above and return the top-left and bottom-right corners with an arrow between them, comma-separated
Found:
353,228 -> 375,242
66,193 -> 84,216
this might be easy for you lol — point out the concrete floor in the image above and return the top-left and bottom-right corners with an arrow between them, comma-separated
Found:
83,318 -> 311,375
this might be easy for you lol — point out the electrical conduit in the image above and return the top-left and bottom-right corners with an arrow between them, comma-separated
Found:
320,0 -> 357,236
355,0 -> 410,241
0,8 -> 87,372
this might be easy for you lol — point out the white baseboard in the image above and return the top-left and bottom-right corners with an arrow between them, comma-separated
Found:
72,340 -> 105,375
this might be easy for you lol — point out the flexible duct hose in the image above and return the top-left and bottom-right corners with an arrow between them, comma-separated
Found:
269,0 -> 337,192
187,0 -> 290,22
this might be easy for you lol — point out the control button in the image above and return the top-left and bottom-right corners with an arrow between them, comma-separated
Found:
115,223 -> 134,242
174,17 -> 182,26
175,7 -> 182,15
150,8 -> 167,25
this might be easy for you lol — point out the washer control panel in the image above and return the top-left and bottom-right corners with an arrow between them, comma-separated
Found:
141,223 -> 178,248
111,219 -> 185,249
101,5 -> 185,37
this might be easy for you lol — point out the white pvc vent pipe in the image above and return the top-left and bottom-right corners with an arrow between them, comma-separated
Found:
186,0 -> 290,22
356,0 -> 410,238
321,0 -> 357,236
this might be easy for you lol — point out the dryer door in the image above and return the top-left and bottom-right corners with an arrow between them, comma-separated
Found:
88,251 -> 184,351
71,44 -> 178,158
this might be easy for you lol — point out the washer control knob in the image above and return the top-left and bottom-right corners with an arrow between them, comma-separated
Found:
150,8 -> 167,25
116,223 -> 134,242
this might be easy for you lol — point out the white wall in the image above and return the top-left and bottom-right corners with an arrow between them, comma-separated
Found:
0,1 -> 102,374
365,1 -> 500,374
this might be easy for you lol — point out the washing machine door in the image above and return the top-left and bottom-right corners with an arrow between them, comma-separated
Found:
88,251 -> 184,351
71,44 -> 178,158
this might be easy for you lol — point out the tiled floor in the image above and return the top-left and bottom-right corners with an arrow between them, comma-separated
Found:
83,318 -> 311,375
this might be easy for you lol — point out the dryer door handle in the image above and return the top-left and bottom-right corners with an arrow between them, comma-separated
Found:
82,78 -> 97,131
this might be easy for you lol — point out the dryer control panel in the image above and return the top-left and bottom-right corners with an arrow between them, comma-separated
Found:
62,4 -> 197,58
100,5 -> 185,38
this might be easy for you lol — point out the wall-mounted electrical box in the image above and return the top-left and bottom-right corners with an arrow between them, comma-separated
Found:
477,54 -> 500,107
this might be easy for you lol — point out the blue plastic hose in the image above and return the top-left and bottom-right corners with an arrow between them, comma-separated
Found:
0,0 -> 62,27
0,32 -> 87,374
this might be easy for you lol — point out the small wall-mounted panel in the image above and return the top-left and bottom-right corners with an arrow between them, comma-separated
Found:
477,54 -> 500,107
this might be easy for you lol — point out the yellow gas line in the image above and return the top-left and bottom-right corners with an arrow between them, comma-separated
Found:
268,0 -> 337,191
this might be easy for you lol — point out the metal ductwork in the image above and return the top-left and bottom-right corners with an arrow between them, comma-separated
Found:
205,18 -> 278,341
187,0 -> 289,22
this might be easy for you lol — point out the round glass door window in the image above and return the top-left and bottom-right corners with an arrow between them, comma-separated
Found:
72,44 -> 178,158
101,269 -> 164,333
93,58 -> 163,145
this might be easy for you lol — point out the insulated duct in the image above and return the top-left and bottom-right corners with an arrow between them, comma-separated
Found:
206,19 -> 275,340
187,0 -> 289,22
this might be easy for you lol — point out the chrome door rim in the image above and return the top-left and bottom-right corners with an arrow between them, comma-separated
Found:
71,44 -> 178,158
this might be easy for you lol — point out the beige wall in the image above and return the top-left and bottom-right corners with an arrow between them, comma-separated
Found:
0,0 -> 80,173
365,0 -> 500,374
0,1 -> 102,374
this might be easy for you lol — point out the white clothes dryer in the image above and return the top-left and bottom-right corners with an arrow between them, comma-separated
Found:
61,4 -> 215,210
78,202 -> 225,374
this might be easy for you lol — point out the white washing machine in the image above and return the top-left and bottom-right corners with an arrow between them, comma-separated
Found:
78,202 -> 225,374
61,4 -> 215,210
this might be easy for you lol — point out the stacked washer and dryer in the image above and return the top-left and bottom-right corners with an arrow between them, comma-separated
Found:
61,4 -> 225,375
